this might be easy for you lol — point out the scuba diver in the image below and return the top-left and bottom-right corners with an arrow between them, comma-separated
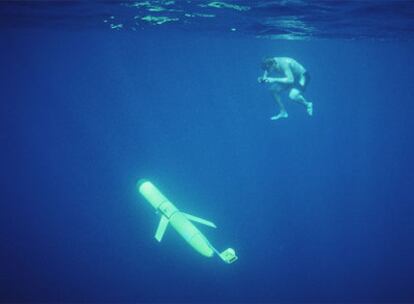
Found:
258,57 -> 313,120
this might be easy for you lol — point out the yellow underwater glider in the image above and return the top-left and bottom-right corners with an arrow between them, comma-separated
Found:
137,179 -> 238,264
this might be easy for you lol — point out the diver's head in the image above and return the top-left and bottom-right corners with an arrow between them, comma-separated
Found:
261,57 -> 277,71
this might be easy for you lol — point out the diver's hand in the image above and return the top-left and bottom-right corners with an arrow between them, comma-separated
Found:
258,76 -> 269,83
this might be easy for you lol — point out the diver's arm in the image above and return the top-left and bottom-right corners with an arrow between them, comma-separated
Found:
265,68 -> 294,84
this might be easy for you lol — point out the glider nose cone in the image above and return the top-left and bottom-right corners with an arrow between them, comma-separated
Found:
137,178 -> 150,190
191,234 -> 214,257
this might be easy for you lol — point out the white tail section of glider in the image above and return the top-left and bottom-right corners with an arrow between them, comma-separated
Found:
219,248 -> 238,264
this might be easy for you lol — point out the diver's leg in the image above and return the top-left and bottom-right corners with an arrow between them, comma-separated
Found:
289,88 -> 313,116
270,92 -> 288,120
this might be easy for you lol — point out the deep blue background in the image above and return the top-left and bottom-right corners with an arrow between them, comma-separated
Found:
1,28 -> 414,302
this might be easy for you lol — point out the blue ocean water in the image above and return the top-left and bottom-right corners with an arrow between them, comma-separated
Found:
1,1 -> 414,302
